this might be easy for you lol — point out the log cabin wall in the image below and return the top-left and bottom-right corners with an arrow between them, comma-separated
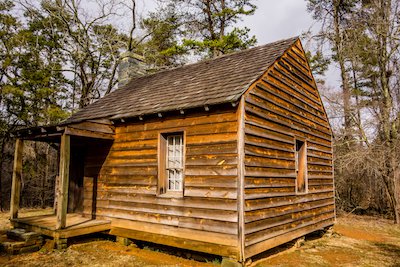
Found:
242,40 -> 335,258
92,110 -> 240,258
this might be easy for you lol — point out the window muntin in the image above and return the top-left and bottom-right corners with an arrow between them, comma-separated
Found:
295,139 -> 308,194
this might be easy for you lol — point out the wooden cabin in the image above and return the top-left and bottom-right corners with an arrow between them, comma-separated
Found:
11,37 -> 335,263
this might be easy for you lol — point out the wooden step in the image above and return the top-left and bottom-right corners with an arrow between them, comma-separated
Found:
7,228 -> 40,242
1,229 -> 43,255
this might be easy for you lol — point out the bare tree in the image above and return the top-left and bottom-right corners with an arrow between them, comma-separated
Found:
20,0 -> 138,109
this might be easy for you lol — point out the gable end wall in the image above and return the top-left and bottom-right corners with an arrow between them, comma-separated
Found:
242,40 -> 335,258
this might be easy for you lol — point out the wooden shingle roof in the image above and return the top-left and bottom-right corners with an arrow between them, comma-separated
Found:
65,36 -> 298,124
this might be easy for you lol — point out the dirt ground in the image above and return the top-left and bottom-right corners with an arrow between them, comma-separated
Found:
253,214 -> 400,267
0,210 -> 399,267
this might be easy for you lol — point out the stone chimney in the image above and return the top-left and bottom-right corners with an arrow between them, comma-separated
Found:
118,51 -> 147,88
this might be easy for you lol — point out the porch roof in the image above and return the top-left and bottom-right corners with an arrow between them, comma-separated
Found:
14,119 -> 115,141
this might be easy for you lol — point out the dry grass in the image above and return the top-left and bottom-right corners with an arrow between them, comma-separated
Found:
1,240 -> 216,267
1,210 -> 400,267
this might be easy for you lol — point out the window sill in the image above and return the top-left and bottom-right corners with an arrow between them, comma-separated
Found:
157,191 -> 184,199
295,191 -> 308,195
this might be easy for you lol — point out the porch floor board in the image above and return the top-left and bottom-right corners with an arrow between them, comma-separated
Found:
10,213 -> 111,239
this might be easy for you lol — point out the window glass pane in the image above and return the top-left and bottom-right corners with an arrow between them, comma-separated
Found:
166,134 -> 183,191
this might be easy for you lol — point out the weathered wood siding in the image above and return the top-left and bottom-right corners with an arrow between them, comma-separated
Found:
92,111 -> 240,257
242,40 -> 335,258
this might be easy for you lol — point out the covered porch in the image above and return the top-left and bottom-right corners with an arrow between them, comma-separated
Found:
9,119 -> 115,246
11,213 -> 111,240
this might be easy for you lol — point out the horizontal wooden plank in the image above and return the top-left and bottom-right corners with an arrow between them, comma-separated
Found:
111,139 -> 157,151
245,210 -> 334,247
65,127 -> 114,140
308,185 -> 334,192
308,175 -> 334,180
270,66 -> 320,105
116,112 -> 237,134
185,186 -> 237,199
283,50 -> 310,76
245,166 -> 295,178
68,121 -> 115,134
276,59 -> 317,96
185,164 -> 237,176
101,200 -> 238,223
186,141 -> 237,155
244,155 -> 294,169
108,149 -> 156,158
186,154 -> 238,166
244,191 -> 334,212
245,204 -> 334,235
103,175 -> 157,186
244,217 -> 334,258
185,175 -> 238,188
109,225 -> 239,259
262,76 -> 325,119
308,164 -> 333,172
244,198 -> 334,223
245,134 -> 294,152
110,218 -> 238,246
186,133 -> 238,145
101,166 -> 157,176
244,187 -> 295,200
245,177 -> 294,189
245,101 -> 331,143
99,185 -> 157,195
308,179 -> 334,186
250,85 -> 329,130
245,143 -> 294,159
102,192 -> 238,211
245,122 -> 294,145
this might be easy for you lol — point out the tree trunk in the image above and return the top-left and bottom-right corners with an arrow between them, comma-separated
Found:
393,169 -> 400,224
333,0 -> 352,142
0,136 -> 6,211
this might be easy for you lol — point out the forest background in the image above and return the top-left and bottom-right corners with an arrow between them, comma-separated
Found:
0,0 -> 399,224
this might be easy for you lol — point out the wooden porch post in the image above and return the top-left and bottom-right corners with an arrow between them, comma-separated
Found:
10,139 -> 24,220
56,133 -> 70,229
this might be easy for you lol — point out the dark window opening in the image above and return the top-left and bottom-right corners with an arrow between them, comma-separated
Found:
295,139 -> 307,194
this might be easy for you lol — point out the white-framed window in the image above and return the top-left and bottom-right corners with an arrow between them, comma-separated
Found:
158,132 -> 184,196
166,134 -> 184,191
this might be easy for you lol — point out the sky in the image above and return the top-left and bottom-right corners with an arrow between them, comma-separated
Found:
239,0 -> 316,44
134,0 -> 338,89
136,0 -> 316,44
